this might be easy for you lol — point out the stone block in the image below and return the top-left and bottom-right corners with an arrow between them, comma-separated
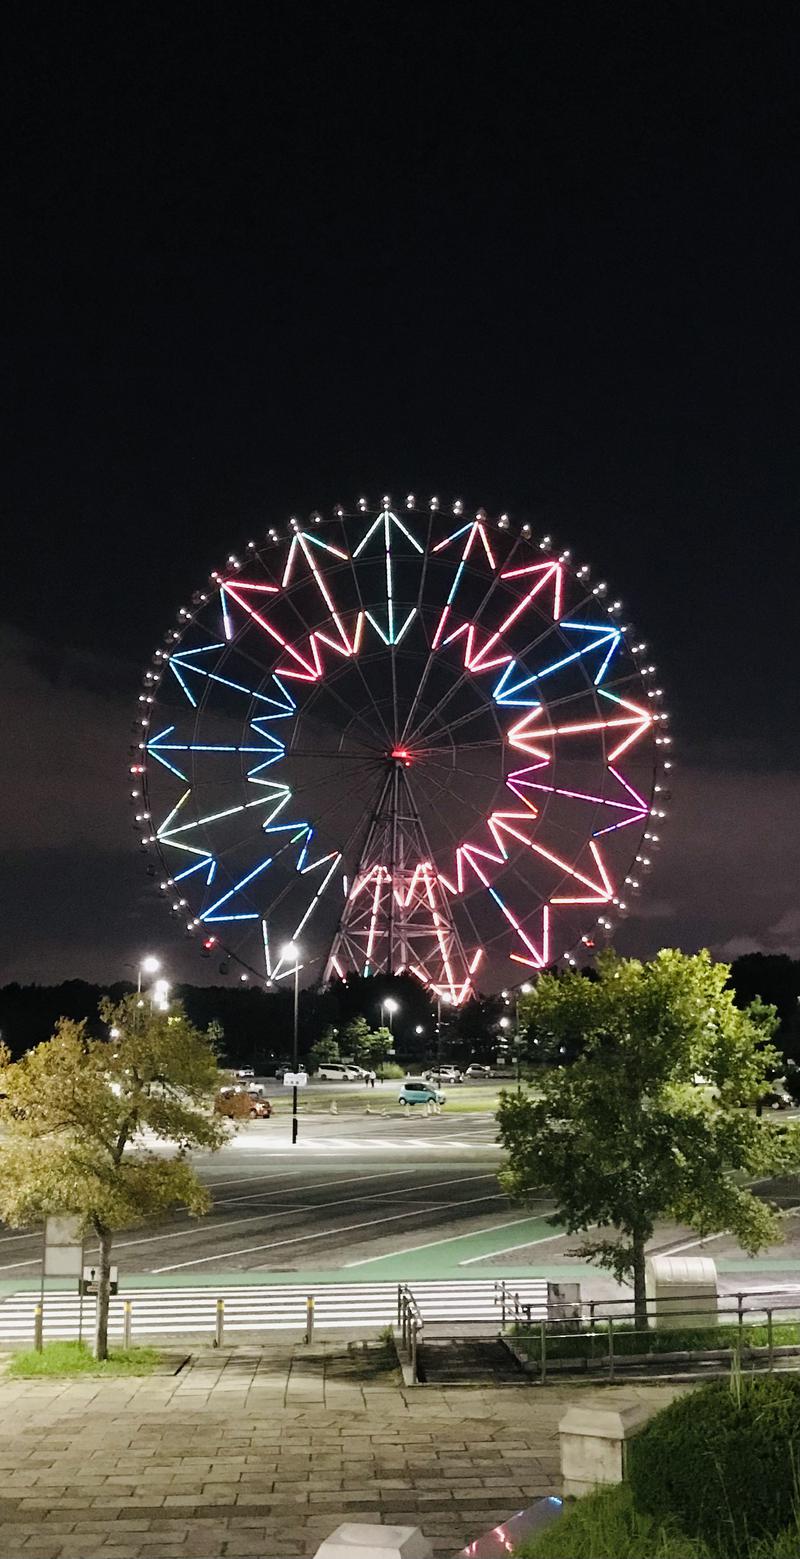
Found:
313,1522 -> 433,1559
559,1402 -> 653,1498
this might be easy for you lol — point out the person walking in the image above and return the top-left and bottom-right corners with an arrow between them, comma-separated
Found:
369,1069 -> 377,1088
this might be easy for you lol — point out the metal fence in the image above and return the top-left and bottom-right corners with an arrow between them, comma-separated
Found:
505,1287 -> 800,1383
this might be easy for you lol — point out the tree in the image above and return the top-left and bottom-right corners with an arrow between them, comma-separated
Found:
341,1017 -> 372,1064
0,995 -> 226,1359
308,1027 -> 340,1071
498,950 -> 800,1328
363,1026 -> 393,1073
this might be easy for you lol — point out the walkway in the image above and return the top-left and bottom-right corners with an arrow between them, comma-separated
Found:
0,1342 -> 687,1558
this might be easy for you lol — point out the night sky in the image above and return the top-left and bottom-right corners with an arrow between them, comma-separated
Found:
4,4 -> 799,984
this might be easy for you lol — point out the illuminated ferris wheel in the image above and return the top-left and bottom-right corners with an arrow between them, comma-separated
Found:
133,496 -> 670,999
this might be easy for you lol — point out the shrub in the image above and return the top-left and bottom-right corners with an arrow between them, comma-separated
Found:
628,1374 -> 800,1555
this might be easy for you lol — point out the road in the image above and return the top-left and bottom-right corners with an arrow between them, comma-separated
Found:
0,1087 -> 797,1305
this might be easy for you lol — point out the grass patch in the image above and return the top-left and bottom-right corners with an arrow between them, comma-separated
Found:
8,1340 -> 160,1377
514,1482 -> 713,1558
513,1317 -> 800,1363
512,1482 -> 800,1558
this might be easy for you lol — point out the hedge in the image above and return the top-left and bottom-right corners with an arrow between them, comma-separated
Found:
627,1373 -> 800,1555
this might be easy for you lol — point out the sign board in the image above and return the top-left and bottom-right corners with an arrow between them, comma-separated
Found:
80,1264 -> 119,1297
283,1071 -> 308,1087
43,1214 -> 84,1278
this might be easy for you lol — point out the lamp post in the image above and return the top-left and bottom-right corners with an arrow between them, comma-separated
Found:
283,943 -> 301,1145
137,955 -> 160,996
435,993 -> 452,1082
381,996 -> 399,1033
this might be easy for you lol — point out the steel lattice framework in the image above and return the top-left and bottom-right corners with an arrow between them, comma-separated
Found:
133,496 -> 670,997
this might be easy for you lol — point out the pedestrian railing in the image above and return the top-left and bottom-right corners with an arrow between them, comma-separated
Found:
504,1287 -> 800,1383
397,1283 -> 424,1382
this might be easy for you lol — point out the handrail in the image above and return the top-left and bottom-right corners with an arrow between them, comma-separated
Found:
506,1292 -> 800,1383
397,1283 -> 424,1382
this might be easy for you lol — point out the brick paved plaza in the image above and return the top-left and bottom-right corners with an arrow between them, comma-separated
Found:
0,1343 -> 684,1558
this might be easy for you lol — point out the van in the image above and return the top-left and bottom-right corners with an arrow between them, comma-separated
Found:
316,1062 -> 362,1081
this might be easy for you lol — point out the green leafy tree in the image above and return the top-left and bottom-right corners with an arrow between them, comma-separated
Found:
364,1025 -> 393,1074
498,950 -> 800,1328
0,996 -> 226,1359
341,1017 -> 372,1065
308,1027 -> 340,1071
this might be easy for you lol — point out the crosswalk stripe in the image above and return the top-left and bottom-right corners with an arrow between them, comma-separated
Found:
0,1279 -> 547,1339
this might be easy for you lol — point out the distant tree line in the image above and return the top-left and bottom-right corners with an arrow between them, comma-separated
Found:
0,970 -> 509,1071
2,953 -> 797,1081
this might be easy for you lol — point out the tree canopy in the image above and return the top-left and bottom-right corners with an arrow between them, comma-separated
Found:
498,950 -> 800,1326
0,995 -> 226,1356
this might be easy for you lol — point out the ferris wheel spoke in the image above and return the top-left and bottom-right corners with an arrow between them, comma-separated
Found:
405,534 -> 528,748
401,527 -> 525,746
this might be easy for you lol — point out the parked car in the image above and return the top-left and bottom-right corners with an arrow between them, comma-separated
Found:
465,1063 -> 492,1079
215,1086 -> 272,1119
316,1062 -> 363,1081
235,1066 -> 255,1079
398,1078 -> 446,1107
423,1065 -> 462,1084
762,1090 -> 792,1111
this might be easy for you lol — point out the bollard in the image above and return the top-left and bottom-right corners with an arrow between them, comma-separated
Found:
34,1304 -> 43,1354
214,1297 -> 224,1348
329,1101 -> 337,1115
305,1295 -> 315,1344
123,1299 -> 132,1350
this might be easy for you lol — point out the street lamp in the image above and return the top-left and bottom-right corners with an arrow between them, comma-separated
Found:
435,992 -> 452,1081
152,978 -> 170,1012
137,955 -> 161,995
381,996 -> 399,1032
514,983 -> 533,1087
282,942 -> 301,1145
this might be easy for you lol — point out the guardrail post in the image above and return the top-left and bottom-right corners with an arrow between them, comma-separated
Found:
540,1319 -> 547,1385
123,1300 -> 132,1350
305,1296 -> 314,1345
34,1304 -> 43,1353
608,1315 -> 615,1381
397,1283 -> 402,1327
767,1308 -> 774,1370
214,1297 -> 224,1348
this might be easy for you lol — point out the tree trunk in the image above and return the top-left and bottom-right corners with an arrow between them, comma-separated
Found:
632,1231 -> 648,1332
94,1227 -> 113,1361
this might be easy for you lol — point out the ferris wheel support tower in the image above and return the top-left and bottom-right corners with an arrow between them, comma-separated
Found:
323,747 -> 474,1001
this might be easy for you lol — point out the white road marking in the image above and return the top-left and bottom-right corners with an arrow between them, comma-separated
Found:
152,1192 -> 508,1273
345,1213 -> 544,1267
71,1176 -> 495,1262
460,1230 -> 569,1264
0,1278 -> 548,1339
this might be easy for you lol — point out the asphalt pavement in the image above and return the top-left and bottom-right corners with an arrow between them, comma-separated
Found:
0,1083 -> 797,1308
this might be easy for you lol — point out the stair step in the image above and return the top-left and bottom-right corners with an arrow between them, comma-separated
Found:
419,1339 -> 524,1385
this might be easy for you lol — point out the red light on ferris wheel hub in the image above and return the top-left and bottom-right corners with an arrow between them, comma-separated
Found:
391,747 -> 412,765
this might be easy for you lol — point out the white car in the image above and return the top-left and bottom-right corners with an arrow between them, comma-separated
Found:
316,1062 -> 363,1081
465,1063 -> 492,1079
424,1065 -> 462,1084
